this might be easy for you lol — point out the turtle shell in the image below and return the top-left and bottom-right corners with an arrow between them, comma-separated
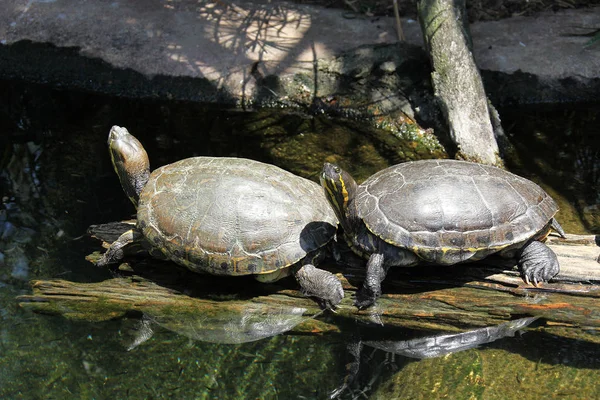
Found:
137,157 -> 337,276
356,159 -> 558,264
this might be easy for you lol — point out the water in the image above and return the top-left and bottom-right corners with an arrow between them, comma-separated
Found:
1,80 -> 599,399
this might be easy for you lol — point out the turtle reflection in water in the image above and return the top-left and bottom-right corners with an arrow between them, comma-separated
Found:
97,126 -> 343,309
321,160 -> 566,309
126,303 -> 311,350
331,317 -> 539,399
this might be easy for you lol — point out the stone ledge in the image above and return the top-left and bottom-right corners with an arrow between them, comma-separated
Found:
1,1 -> 598,108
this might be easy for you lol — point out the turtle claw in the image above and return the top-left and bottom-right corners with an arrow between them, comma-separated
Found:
96,229 -> 137,268
354,288 -> 377,310
518,241 -> 560,286
96,254 -> 110,268
354,299 -> 375,310
316,295 -> 342,312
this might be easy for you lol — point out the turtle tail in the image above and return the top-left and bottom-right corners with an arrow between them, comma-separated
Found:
551,218 -> 566,239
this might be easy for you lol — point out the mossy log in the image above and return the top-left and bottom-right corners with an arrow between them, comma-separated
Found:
17,222 -> 600,342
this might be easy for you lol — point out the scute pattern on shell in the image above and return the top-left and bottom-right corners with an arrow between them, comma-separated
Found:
356,159 -> 558,263
137,157 -> 337,275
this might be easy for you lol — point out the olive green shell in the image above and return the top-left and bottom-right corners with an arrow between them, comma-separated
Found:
356,159 -> 558,263
137,157 -> 337,276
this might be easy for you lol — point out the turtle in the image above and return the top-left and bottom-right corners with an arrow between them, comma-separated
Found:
320,159 -> 565,309
96,126 -> 343,309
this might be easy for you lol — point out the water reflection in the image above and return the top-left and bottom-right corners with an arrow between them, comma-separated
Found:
1,80 -> 599,399
363,317 -> 539,360
127,303 -> 310,348
331,317 -> 539,399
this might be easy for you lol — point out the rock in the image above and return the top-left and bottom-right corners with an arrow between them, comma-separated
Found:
0,1 -> 598,106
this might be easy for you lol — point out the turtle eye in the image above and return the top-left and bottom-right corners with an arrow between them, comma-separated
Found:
334,166 -> 341,174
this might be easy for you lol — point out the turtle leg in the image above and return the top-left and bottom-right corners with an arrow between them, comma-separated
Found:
294,264 -> 344,310
96,229 -> 141,267
330,336 -> 363,398
517,240 -> 560,285
355,253 -> 386,309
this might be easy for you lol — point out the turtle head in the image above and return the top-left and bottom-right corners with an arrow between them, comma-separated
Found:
108,126 -> 150,208
320,163 -> 358,232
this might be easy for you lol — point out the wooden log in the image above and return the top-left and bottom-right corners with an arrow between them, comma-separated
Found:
17,223 -> 600,343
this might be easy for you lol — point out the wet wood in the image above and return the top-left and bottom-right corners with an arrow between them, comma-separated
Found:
17,222 -> 600,342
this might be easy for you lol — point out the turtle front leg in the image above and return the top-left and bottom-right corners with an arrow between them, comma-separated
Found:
355,253 -> 386,309
294,264 -> 344,310
96,229 -> 140,267
518,240 -> 560,285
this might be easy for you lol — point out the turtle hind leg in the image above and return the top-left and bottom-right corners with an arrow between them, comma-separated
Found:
517,240 -> 560,285
294,264 -> 344,310
96,229 -> 140,267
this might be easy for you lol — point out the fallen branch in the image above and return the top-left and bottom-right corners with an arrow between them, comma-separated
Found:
17,223 -> 600,343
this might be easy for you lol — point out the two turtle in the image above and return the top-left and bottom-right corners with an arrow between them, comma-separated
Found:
99,126 -> 564,309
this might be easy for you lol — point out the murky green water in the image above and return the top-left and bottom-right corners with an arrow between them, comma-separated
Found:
1,80 -> 599,399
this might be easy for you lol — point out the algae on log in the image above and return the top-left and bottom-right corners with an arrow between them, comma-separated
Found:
16,222 -> 600,343
417,0 -> 501,166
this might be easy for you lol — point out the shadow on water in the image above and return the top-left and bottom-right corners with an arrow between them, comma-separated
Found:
1,77 -> 600,399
